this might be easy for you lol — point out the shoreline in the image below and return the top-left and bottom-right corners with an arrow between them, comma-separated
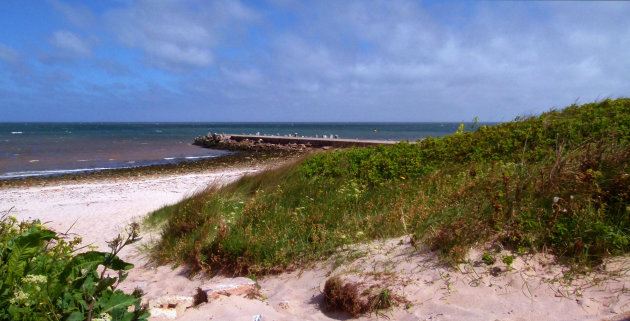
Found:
0,167 -> 263,250
0,149 -> 302,189
0,153 -> 229,180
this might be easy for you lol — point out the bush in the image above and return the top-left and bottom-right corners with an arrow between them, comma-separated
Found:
0,214 -> 149,321
300,98 -> 630,185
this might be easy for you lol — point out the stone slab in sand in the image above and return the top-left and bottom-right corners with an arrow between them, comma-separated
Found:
1,168 -> 629,321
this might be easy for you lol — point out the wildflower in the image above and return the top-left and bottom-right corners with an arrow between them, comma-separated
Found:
93,313 -> 113,321
12,290 -> 30,305
22,274 -> 47,284
400,176 -> 406,180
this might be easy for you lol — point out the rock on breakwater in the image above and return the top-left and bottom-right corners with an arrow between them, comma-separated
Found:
193,133 -> 314,151
193,133 -> 397,151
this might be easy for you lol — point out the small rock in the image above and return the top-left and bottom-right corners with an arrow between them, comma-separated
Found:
204,277 -> 258,299
489,266 -> 503,276
277,300 -> 290,310
149,295 -> 194,320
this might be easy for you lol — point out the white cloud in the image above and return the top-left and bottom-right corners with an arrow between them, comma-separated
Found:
223,0 -> 630,120
49,30 -> 92,57
104,0 -> 258,69
47,0 -> 96,27
4,0 -> 630,121
221,68 -> 263,87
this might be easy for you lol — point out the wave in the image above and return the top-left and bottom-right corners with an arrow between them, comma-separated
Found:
0,167 -> 120,179
11,131 -> 22,134
1,154 -> 222,179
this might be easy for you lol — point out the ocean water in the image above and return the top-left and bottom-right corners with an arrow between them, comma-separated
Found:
0,122 -> 495,179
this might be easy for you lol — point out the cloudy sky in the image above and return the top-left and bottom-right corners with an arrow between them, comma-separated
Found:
1,0 -> 629,122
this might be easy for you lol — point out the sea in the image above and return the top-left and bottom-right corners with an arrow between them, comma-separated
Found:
0,122 -> 495,179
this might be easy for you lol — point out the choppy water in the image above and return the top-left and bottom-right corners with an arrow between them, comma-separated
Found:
0,122 -> 495,179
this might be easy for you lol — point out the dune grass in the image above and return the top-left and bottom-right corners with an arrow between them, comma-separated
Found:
147,98 -> 630,275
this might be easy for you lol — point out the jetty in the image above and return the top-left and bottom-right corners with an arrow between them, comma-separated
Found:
230,134 -> 396,147
193,133 -> 398,151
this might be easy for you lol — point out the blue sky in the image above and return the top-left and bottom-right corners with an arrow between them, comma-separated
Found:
1,0 -> 629,122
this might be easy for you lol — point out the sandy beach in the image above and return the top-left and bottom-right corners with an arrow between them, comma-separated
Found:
2,167 -> 629,321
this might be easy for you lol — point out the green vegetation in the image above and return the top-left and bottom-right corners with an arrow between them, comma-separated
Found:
0,215 -> 148,321
481,252 -> 495,265
148,99 -> 630,275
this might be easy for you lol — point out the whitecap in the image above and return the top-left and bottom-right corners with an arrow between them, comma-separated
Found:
0,167 -> 120,179
185,155 -> 216,160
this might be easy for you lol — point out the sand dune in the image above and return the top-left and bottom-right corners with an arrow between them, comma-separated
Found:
1,168 -> 628,321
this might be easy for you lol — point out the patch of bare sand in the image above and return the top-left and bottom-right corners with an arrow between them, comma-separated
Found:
311,237 -> 630,321
0,169 -> 259,248
2,169 -> 629,321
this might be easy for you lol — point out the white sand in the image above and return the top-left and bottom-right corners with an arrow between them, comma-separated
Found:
0,170 -> 258,249
2,169 -> 629,321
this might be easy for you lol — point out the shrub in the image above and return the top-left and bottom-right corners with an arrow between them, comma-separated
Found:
0,214 -> 149,321
300,98 -> 630,185
482,252 -> 495,265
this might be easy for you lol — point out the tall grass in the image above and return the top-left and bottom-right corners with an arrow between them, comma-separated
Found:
148,99 -> 630,275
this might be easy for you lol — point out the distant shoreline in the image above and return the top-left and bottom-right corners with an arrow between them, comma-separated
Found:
0,149 -> 301,189
0,154 -> 230,180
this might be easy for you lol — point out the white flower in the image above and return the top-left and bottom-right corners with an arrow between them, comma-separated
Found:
22,274 -> 47,284
13,290 -> 29,302
93,313 -> 113,321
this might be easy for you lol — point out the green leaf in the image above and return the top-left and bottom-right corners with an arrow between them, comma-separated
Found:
107,256 -> 134,271
95,277 -> 117,294
3,226 -> 56,283
66,312 -> 84,321
60,251 -> 107,280
98,290 -> 138,314
8,227 -> 56,255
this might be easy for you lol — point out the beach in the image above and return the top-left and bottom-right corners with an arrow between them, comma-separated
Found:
3,1 -> 629,319
2,162 -> 629,321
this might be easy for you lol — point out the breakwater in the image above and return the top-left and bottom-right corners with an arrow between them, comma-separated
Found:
193,133 -> 398,151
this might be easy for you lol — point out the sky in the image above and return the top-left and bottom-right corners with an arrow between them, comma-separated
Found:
0,0 -> 629,122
